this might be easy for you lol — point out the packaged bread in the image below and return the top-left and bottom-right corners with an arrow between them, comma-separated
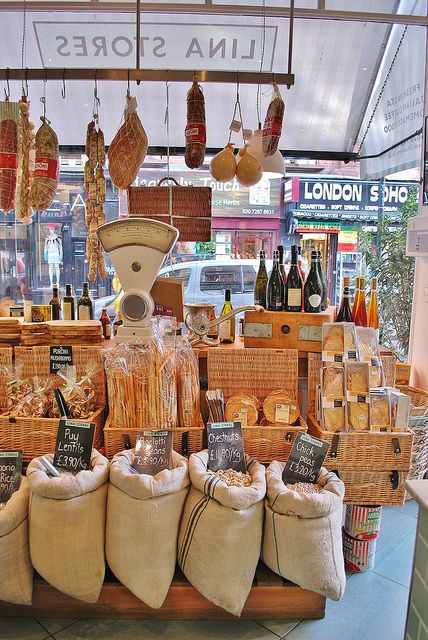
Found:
343,323 -> 358,361
322,323 -> 344,364
370,391 -> 391,432
263,389 -> 299,425
347,401 -> 370,431
322,367 -> 345,399
225,393 -> 259,426
322,403 -> 346,432
176,337 -> 200,428
345,362 -> 370,401
356,326 -> 383,387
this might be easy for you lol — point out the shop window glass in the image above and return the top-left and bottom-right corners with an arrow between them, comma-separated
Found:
200,265 -> 242,293
243,265 -> 257,292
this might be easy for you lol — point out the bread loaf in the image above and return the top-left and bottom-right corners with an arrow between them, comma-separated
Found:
322,367 -> 344,397
263,389 -> 299,425
108,95 -> 148,189
323,406 -> 345,432
347,402 -> 370,431
225,393 -> 259,425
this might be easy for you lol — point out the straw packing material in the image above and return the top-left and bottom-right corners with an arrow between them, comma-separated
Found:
342,528 -> 377,572
344,505 -> 382,540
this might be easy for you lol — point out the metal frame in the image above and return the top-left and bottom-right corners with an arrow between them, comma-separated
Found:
0,2 -> 426,26
0,68 -> 295,85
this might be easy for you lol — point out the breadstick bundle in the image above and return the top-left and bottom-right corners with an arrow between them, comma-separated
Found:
175,337 -> 200,428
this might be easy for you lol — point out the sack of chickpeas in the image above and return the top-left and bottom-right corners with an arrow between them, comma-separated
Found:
106,449 -> 189,609
178,451 -> 266,617
0,477 -> 33,605
27,450 -> 109,603
262,461 -> 346,600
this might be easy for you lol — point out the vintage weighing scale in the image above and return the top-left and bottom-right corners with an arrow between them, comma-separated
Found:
97,218 -> 179,343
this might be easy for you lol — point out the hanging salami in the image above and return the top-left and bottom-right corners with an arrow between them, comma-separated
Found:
29,118 -> 59,212
262,83 -> 285,157
0,100 -> 19,213
185,77 -> 206,169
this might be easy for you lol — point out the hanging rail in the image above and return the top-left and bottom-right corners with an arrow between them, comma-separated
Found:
0,68 -> 295,85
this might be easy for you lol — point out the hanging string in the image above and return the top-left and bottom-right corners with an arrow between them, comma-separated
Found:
61,68 -> 66,100
228,72 -> 246,145
164,78 -> 171,177
40,69 -> 47,120
21,0 -> 27,96
4,68 -> 10,101
126,69 -> 131,98
256,0 -> 267,128
93,70 -> 100,122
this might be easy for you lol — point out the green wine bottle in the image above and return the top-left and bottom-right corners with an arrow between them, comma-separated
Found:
62,284 -> 75,321
49,286 -> 61,320
77,282 -> 94,320
254,250 -> 268,308
219,289 -> 235,344
267,250 -> 284,311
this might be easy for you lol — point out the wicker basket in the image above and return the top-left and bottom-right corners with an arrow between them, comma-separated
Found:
242,417 -> 307,464
0,408 -> 104,464
128,178 -> 212,242
0,347 -> 13,411
331,468 -> 407,506
103,416 -> 205,459
208,348 -> 299,401
14,345 -> 106,406
307,414 -> 413,471
307,352 -> 397,415
399,386 -> 428,488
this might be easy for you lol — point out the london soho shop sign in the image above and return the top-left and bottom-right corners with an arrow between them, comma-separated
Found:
284,177 -> 416,215
34,21 -> 277,70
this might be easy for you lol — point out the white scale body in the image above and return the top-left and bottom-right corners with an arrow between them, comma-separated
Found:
97,218 -> 179,343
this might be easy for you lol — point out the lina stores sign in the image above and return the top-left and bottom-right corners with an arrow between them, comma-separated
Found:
132,171 -> 281,218
284,177 -> 416,216
34,21 -> 277,70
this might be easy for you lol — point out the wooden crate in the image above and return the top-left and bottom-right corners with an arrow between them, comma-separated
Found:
307,414 -> 413,471
0,564 -> 325,620
243,307 -> 335,352
14,345 -> 106,406
207,348 -> 299,401
0,408 -> 104,464
242,419 -> 307,464
103,416 -> 205,459
307,352 -> 397,415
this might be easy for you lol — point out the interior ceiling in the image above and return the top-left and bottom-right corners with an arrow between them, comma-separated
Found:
0,0 -> 425,154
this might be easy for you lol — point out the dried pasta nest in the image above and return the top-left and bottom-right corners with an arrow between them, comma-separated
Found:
263,389 -> 300,425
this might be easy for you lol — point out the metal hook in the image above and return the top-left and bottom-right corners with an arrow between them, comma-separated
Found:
22,67 -> 29,98
61,68 -> 66,99
93,70 -> 100,121
236,71 -> 240,101
127,69 -> 131,98
4,68 -> 10,100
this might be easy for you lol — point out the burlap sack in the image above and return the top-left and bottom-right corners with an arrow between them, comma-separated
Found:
0,477 -> 33,605
106,449 -> 189,609
27,449 -> 109,603
178,451 -> 266,616
262,463 -> 346,600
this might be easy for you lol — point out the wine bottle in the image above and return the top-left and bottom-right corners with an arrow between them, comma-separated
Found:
317,250 -> 327,311
284,245 -> 303,312
219,289 -> 235,344
49,286 -> 61,320
297,246 -> 306,282
336,276 -> 353,322
354,276 -> 368,327
254,250 -> 268,308
367,277 -> 379,330
62,284 -> 75,321
77,282 -> 94,320
267,250 -> 284,311
113,310 -> 123,336
277,245 -> 287,285
352,276 -> 361,321
303,250 -> 322,313
99,307 -> 112,340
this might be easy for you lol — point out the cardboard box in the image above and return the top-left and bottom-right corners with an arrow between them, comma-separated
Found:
150,277 -> 184,323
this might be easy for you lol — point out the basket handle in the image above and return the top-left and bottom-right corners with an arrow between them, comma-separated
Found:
157,176 -> 181,187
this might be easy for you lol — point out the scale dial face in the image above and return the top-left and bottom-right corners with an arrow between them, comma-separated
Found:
97,218 -> 179,254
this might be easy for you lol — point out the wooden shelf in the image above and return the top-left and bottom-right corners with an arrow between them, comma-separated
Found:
0,565 -> 325,621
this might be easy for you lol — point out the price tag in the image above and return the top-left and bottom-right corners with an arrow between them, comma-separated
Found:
233,408 -> 248,427
207,421 -> 246,473
53,420 -> 95,472
133,431 -> 173,476
275,403 -> 290,423
50,346 -> 73,373
282,432 -> 330,484
0,450 -> 22,504
229,119 -> 242,132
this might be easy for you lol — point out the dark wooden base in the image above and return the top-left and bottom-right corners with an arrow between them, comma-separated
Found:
0,565 -> 326,621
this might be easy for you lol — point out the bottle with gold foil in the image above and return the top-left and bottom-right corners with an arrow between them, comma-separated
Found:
367,277 -> 379,333
352,276 -> 361,321
354,276 -> 368,327
336,276 -> 353,322
219,289 -> 235,344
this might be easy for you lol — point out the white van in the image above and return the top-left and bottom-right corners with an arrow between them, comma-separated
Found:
159,258 -> 271,316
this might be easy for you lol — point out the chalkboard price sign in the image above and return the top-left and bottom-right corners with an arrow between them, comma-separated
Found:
207,421 -> 246,473
53,419 -> 95,472
282,432 -> 330,484
133,431 -> 173,476
50,346 -> 73,373
0,450 -> 23,504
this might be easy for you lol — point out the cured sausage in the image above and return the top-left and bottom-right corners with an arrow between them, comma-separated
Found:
262,83 -> 285,157
0,115 -> 18,212
185,77 -> 206,169
29,118 -> 59,212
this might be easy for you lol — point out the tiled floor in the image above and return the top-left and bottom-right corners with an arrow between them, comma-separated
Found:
0,500 -> 419,640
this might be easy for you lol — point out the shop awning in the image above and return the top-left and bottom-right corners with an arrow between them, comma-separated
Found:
0,0 -> 425,176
